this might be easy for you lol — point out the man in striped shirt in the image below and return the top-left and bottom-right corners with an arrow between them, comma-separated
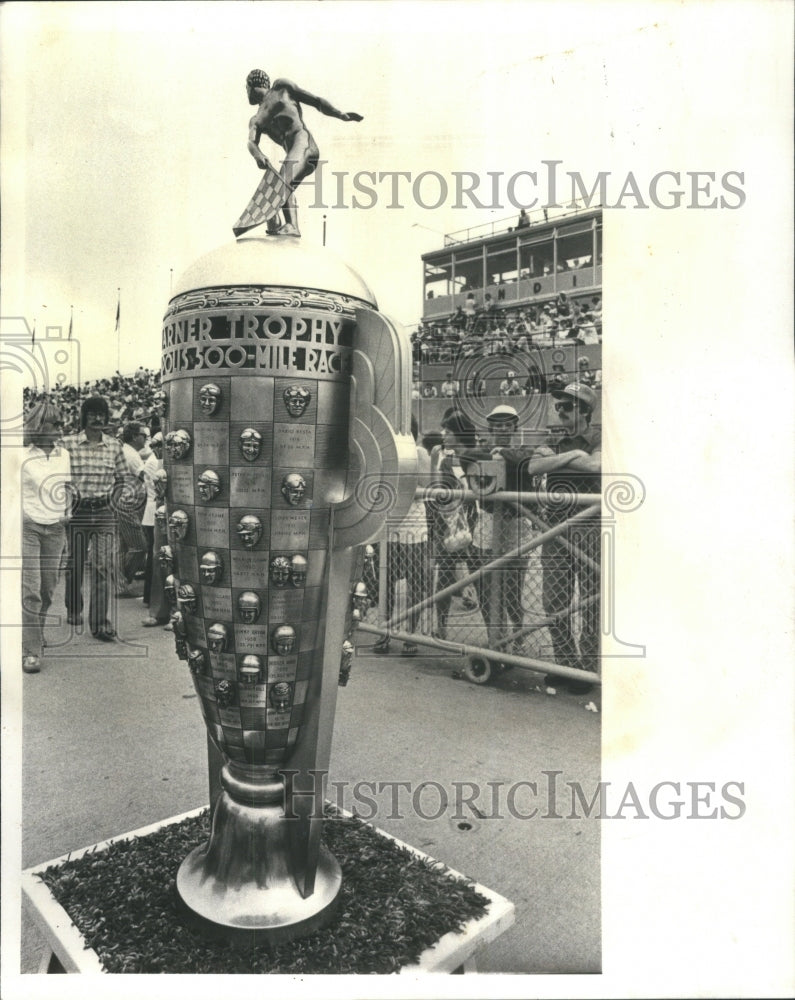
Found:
63,397 -> 129,640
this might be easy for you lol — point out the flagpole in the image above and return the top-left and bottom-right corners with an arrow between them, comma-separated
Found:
32,303 -> 47,346
115,288 -> 121,374
68,304 -> 73,341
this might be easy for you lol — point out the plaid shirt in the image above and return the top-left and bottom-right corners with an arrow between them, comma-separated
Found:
63,430 -> 128,500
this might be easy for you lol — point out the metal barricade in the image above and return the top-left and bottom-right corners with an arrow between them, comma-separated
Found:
362,483 -> 601,687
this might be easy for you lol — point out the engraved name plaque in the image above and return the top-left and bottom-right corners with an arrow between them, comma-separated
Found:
194,506 -> 230,549
230,467 -> 273,507
193,421 -> 230,467
170,465 -> 196,505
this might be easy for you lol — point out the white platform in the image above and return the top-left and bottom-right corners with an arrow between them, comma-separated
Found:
22,805 -> 515,975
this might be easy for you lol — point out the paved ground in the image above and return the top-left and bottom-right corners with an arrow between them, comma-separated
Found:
20,581 -> 601,975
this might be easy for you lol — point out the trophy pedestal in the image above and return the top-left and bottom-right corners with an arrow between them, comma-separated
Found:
23,805 -> 515,973
175,765 -> 342,943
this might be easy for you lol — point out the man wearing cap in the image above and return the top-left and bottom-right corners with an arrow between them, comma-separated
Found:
541,382 -> 601,694
63,396 -> 130,640
576,356 -> 598,388
440,372 -> 460,398
473,404 -> 536,650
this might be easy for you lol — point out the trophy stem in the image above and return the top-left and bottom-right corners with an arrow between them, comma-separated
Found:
175,760 -> 342,944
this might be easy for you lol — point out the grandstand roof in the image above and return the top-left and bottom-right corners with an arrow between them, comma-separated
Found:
422,205 -> 601,263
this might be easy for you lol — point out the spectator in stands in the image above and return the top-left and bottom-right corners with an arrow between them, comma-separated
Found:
373,416 -> 431,656
548,363 -> 568,394
591,297 -> 602,336
484,324 -> 502,356
441,372 -> 460,398
517,208 -> 530,229
495,321 -> 511,355
512,321 -> 530,355
24,366 -> 164,437
499,370 -> 522,397
423,328 -> 435,364
539,383 -> 601,694
577,356 -> 597,388
63,397 -> 130,641
21,401 -> 71,674
577,311 -> 599,345
420,382 -> 438,398
461,331 -> 482,358
428,324 -> 444,363
446,325 -> 463,360
559,317 -> 577,341
538,305 -> 556,340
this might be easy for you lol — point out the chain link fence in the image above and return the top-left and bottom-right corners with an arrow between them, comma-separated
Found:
360,487 -> 600,686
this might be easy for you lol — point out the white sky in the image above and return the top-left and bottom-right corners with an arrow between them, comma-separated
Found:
2,3 -> 794,997
2,0 -> 758,379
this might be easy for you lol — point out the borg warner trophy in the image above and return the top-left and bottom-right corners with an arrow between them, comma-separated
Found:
161,235 -> 416,941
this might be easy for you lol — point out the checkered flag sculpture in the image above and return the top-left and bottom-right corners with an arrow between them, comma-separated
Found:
233,164 -> 293,237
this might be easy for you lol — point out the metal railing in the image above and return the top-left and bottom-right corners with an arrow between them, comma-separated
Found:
442,202 -> 602,246
363,486 -> 602,686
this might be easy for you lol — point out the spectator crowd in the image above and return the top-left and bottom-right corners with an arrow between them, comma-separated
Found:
20,369 -> 166,672
23,366 -> 165,438
20,352 -> 601,696
411,292 -> 602,367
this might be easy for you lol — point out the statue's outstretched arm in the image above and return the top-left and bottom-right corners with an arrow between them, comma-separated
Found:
276,78 -> 363,123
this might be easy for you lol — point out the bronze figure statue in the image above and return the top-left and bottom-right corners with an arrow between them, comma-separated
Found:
234,70 -> 363,238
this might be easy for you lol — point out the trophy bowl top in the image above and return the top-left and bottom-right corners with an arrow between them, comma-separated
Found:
170,237 -> 377,308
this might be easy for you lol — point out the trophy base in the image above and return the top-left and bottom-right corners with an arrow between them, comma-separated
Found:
175,767 -> 342,944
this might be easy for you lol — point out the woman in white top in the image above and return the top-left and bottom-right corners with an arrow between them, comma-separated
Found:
21,401 -> 72,673
140,432 -> 164,613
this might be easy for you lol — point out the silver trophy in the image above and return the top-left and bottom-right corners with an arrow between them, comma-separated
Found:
162,234 -> 416,941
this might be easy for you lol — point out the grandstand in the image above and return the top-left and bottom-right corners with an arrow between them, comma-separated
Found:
23,368 -> 164,436
411,205 -> 602,438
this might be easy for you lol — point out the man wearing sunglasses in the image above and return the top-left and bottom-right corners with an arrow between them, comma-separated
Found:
541,382 -> 601,694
